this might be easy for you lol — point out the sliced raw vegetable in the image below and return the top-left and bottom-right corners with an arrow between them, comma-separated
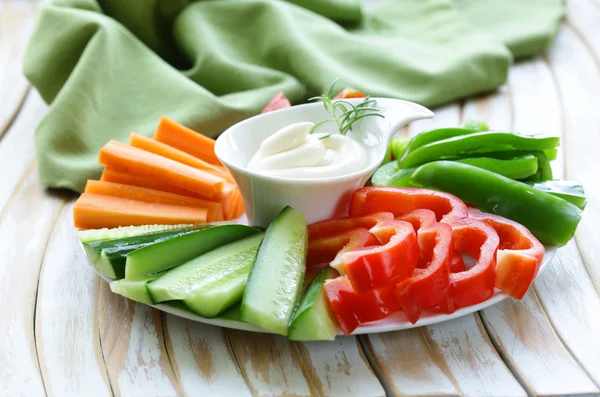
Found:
390,137 -> 410,160
455,154 -> 538,180
153,116 -> 220,165
262,91 -> 292,113
400,132 -> 560,168
84,180 -> 223,222
129,132 -> 233,182
460,120 -> 489,131
240,206 -> 307,335
110,275 -> 160,304
82,225 -> 210,280
73,193 -> 208,230
401,127 -> 481,161
288,267 -> 339,341
99,140 -> 225,198
411,161 -> 582,246
528,180 -> 587,209
333,88 -> 366,99
148,233 -> 264,317
78,223 -> 191,243
125,225 -> 261,278
387,167 -> 418,187
100,168 -> 201,198
371,161 -> 399,186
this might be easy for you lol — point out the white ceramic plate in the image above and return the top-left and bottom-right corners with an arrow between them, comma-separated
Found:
128,246 -> 556,336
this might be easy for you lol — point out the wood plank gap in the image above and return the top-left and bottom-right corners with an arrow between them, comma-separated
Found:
160,312 -> 182,391
224,330 -> 256,396
355,336 -> 396,397
95,280 -> 117,397
563,18 -> 600,74
0,85 -> 30,142
476,312 -> 534,397
531,284 -> 600,391
95,278 -> 116,397
0,159 -> 37,218
32,200 -> 69,397
418,327 -> 462,394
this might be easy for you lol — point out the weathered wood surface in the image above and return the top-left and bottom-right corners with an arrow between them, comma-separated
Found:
1,1 -> 599,396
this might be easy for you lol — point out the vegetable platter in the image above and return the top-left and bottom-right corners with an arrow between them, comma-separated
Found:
74,82 -> 584,341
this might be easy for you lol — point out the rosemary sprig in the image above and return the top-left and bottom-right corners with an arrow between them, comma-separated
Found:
309,79 -> 384,136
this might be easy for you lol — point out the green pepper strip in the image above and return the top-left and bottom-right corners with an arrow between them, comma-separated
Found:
455,154 -> 538,180
527,180 -> 587,209
411,161 -> 582,246
401,132 -> 560,168
390,137 -> 410,160
401,128 -> 481,162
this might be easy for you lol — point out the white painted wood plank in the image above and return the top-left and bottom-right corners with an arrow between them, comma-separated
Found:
0,91 -> 46,213
164,315 -> 252,397
0,167 -> 64,397
361,329 -> 459,397
294,337 -> 385,397
547,24 -> 600,294
461,62 -> 598,395
97,282 -> 182,396
0,0 -> 35,137
535,240 -> 600,387
35,201 -> 112,397
228,331 -> 314,397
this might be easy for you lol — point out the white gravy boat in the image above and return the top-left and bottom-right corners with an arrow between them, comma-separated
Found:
215,98 -> 434,227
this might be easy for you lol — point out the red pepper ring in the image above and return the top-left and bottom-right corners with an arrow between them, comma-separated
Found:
337,220 -> 419,293
307,228 -> 378,271
440,218 -> 500,314
308,212 -> 394,239
324,276 -> 400,335
349,186 -> 469,222
468,208 -> 545,299
395,210 -> 453,323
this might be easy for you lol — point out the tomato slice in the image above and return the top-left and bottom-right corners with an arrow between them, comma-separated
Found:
333,88 -> 366,99
261,91 -> 291,113
468,208 -> 544,299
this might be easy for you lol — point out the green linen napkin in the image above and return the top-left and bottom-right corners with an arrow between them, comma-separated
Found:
23,0 -> 563,193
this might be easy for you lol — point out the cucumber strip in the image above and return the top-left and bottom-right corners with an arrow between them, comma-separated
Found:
288,268 -> 339,341
77,223 -> 201,243
147,233 -> 264,318
110,275 -> 160,304
125,225 -> 261,279
240,206 -> 307,335
81,242 -> 119,280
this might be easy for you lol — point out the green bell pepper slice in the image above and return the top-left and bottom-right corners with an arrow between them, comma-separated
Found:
527,180 -> 587,209
400,132 -> 560,168
411,161 -> 582,246
456,154 -> 538,180
461,120 -> 490,131
401,128 -> 481,162
372,161 -> 399,186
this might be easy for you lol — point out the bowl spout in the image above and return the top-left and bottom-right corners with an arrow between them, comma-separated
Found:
378,98 -> 434,141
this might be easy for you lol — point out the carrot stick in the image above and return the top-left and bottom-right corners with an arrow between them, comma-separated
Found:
217,182 -> 238,220
153,117 -> 220,165
99,140 -> 225,198
84,180 -> 223,222
73,193 -> 208,230
129,133 -> 234,182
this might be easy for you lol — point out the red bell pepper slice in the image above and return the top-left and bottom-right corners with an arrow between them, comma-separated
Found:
324,276 -> 399,335
261,91 -> 291,113
335,219 -> 419,293
308,212 -> 394,239
349,187 -> 468,222
334,88 -> 366,99
307,228 -> 378,271
468,208 -> 545,299
440,218 -> 500,313
451,250 -> 466,273
395,209 -> 453,323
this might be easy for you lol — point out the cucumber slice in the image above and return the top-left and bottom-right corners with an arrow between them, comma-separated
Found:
288,267 -> 339,341
240,206 -> 307,335
147,233 -> 264,317
126,225 -> 260,279
110,275 -> 160,304
82,226 -> 211,280
78,223 -> 200,243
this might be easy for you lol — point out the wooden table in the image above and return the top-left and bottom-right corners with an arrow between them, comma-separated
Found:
2,1 -> 600,396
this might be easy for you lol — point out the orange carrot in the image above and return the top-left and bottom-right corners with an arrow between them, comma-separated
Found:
262,91 -> 291,113
101,168 -> 197,197
217,182 -> 238,220
231,190 -> 246,219
334,88 -> 366,99
73,193 -> 208,230
84,180 -> 223,222
153,117 -> 220,165
129,133 -> 233,182
99,140 -> 225,198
